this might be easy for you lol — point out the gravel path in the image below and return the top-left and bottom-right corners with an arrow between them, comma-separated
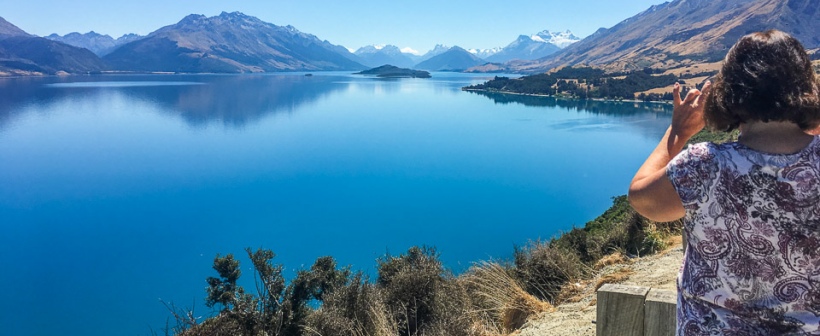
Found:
515,242 -> 684,336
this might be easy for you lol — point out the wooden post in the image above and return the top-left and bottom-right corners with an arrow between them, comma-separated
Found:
644,288 -> 677,336
596,284 -> 649,336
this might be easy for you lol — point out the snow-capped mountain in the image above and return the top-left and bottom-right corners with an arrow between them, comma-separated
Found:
532,30 -> 581,49
485,30 -> 580,63
467,47 -> 501,59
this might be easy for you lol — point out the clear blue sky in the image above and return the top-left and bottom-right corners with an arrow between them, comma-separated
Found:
1,0 -> 667,53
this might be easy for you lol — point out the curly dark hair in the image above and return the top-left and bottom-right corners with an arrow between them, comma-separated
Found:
704,30 -> 820,131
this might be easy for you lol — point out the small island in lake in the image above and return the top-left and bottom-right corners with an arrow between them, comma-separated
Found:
355,65 -> 431,78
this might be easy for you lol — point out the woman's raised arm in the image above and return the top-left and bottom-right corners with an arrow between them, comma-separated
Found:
628,82 -> 711,222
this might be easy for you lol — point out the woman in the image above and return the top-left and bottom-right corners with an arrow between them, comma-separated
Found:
629,30 -> 820,334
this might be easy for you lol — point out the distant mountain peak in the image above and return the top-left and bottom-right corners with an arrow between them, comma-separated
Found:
219,11 -> 242,17
216,11 -> 258,22
380,45 -> 402,52
416,44 -> 453,63
355,44 -> 399,54
44,30 -> 144,56
415,46 -> 485,71
482,29 -> 578,63
533,30 -> 581,48
118,33 -> 142,40
354,44 -> 416,68
180,14 -> 207,22
467,47 -> 501,59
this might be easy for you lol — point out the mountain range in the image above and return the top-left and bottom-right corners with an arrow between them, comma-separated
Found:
1,11 -> 581,75
104,12 -> 366,72
46,32 -> 144,56
347,30 -> 580,72
516,0 -> 820,72
0,17 -> 106,75
3,0 -> 818,76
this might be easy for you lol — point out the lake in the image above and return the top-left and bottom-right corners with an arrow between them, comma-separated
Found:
0,72 -> 673,336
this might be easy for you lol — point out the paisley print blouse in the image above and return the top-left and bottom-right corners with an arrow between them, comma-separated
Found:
667,136 -> 820,335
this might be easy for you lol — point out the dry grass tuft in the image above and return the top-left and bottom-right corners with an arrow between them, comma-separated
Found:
664,235 -> 683,250
554,280 -> 591,304
513,241 -> 592,302
466,261 -> 554,333
366,292 -> 399,336
501,292 -> 554,331
594,268 -> 635,291
593,251 -> 629,270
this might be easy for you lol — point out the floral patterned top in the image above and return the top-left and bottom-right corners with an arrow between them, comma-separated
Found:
667,136 -> 820,335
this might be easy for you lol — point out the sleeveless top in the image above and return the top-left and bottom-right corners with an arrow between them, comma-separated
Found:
667,136 -> 820,335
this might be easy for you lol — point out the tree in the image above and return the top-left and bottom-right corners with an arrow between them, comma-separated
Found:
205,254 -> 242,311
246,248 -> 286,317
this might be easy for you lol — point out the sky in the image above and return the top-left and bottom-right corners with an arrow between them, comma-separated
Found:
1,0 -> 668,54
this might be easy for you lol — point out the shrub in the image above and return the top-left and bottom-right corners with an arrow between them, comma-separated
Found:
376,246 -> 446,336
374,246 -> 483,336
305,273 -> 396,336
513,241 -> 591,302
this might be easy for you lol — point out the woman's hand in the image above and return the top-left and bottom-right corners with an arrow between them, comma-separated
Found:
670,82 -> 711,141
627,81 -> 711,222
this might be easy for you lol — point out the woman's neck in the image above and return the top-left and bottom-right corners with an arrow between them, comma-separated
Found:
738,121 -> 815,154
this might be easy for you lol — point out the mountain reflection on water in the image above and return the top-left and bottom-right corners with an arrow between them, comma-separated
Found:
124,75 -> 349,127
1,74 -> 674,140
467,90 -> 673,139
0,73 -> 350,129
467,90 -> 673,115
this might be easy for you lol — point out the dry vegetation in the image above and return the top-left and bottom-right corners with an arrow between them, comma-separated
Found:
167,129 -> 737,336
516,240 -> 684,336
166,196 -> 684,336
660,62 -> 723,77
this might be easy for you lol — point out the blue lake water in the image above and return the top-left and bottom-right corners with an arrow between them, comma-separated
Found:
0,72 -> 673,336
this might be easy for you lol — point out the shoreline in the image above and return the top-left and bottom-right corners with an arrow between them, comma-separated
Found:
462,87 -> 674,105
